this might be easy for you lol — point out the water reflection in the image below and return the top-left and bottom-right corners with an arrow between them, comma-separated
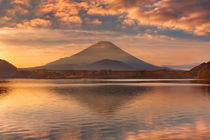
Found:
53,85 -> 151,116
0,81 -> 11,99
0,80 -> 210,140
0,87 -> 9,95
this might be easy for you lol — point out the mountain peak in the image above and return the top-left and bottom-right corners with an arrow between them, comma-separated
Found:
90,41 -> 118,49
96,41 -> 114,45
43,41 -> 161,70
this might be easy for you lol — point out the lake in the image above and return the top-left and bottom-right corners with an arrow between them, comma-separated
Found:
0,79 -> 210,140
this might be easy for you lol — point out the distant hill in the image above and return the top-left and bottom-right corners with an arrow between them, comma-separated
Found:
162,63 -> 200,70
190,62 -> 210,78
15,61 -> 210,79
39,41 -> 161,71
0,59 -> 17,78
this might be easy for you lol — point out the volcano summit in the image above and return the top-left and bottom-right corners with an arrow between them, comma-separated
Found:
40,41 -> 161,71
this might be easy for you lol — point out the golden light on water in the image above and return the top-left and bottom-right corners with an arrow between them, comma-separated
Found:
0,79 -> 210,139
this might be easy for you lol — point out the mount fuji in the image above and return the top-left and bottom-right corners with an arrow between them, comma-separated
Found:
39,41 -> 162,71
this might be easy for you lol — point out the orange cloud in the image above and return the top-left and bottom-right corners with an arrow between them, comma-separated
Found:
0,16 -> 11,21
17,18 -> 51,28
40,0 -> 88,24
60,16 -> 82,24
0,0 -> 208,36
7,5 -> 29,16
122,19 -> 136,26
11,0 -> 30,7
144,33 -> 176,41
85,18 -> 102,25
87,0 -> 210,36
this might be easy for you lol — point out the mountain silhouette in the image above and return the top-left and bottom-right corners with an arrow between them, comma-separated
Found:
41,41 -> 161,70
87,59 -> 134,70
0,59 -> 17,77
190,62 -> 210,78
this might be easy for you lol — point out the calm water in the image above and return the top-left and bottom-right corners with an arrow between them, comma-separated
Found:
0,79 -> 210,140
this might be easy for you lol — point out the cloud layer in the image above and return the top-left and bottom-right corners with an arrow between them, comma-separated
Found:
0,0 -> 209,36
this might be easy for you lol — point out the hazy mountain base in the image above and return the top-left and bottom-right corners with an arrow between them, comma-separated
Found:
0,59 -> 209,79
13,69 -> 195,79
13,62 -> 210,79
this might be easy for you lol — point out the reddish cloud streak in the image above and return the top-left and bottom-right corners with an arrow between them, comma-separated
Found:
88,0 -> 210,36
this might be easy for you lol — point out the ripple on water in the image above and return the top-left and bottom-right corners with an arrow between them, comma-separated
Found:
0,79 -> 210,139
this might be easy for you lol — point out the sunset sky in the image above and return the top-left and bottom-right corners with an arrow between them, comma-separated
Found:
0,0 -> 209,67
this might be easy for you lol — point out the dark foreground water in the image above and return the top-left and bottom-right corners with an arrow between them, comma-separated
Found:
0,79 -> 210,140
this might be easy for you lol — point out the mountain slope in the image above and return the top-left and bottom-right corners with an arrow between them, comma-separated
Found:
86,59 -> 134,70
162,63 -> 200,70
190,62 -> 210,78
0,59 -> 17,77
43,41 -> 161,70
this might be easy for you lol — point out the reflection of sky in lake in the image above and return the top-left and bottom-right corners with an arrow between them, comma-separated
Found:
0,79 -> 210,140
